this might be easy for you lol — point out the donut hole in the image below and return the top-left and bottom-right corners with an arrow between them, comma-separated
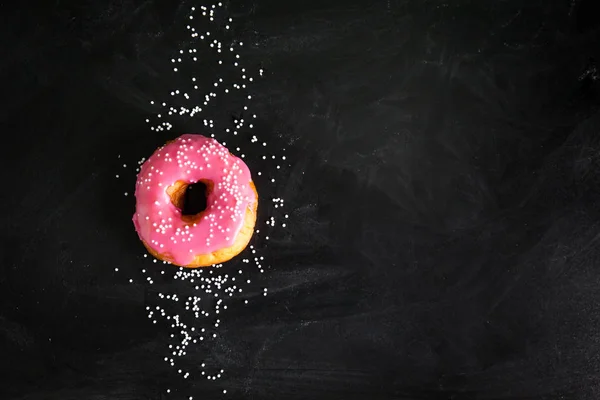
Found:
182,181 -> 208,215
167,180 -> 213,223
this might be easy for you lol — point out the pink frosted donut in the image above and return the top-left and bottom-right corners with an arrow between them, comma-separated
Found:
132,134 -> 258,268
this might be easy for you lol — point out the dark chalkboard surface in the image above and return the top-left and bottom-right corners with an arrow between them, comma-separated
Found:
2,0 -> 600,399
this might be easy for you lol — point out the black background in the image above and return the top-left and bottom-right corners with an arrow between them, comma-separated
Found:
2,0 -> 600,399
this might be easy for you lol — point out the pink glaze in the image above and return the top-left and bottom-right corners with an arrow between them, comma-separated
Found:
132,134 -> 257,266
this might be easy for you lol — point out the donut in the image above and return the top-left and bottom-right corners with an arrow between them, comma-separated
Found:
132,134 -> 258,268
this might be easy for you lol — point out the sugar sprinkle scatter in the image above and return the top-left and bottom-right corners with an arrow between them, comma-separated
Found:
115,3 -> 290,398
